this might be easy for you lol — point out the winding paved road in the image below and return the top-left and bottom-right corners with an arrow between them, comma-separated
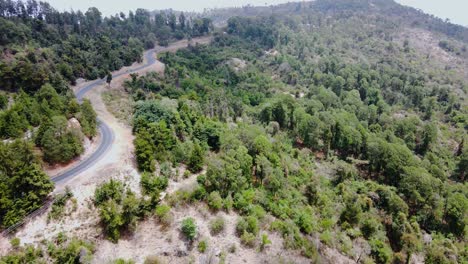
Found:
52,49 -> 158,184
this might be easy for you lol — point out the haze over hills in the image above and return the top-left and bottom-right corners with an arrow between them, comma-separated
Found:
0,0 -> 466,263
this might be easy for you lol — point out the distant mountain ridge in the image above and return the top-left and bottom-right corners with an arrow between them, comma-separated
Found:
203,0 -> 468,43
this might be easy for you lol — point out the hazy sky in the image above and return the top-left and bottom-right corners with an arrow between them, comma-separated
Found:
45,0 -> 468,27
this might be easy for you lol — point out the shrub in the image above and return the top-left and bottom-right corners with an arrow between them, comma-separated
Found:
224,194 -> 233,211
370,238 -> 393,264
99,199 -> 124,242
236,216 -> 259,236
361,217 -> 380,239
144,255 -> 165,264
188,142 -> 204,173
48,189 -> 74,221
10,237 -> 20,249
240,232 -> 256,248
94,179 -> 124,206
155,204 -> 172,227
159,162 -> 173,178
181,217 -> 197,241
319,231 -> 333,247
259,233 -> 271,251
114,259 -> 135,264
198,240 -> 208,253
141,172 -> 168,195
207,191 -> 223,211
228,243 -> 236,253
209,216 -> 225,235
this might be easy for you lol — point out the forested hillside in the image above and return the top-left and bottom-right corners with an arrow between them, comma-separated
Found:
0,0 -> 212,229
0,0 -> 466,263
126,0 -> 466,262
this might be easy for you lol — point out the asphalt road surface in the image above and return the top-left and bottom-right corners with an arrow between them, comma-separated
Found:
52,49 -> 157,184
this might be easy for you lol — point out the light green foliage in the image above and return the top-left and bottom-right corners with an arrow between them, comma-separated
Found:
10,238 -> 20,249
1,234 -> 94,263
155,204 -> 172,227
99,199 -> 124,242
197,240 -> 208,253
240,232 -> 257,248
369,238 -> 393,264
236,216 -> 259,236
259,233 -> 271,251
141,172 -> 168,195
207,191 -> 223,211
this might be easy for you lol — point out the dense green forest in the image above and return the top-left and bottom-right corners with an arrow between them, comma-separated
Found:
0,0 -> 466,263
0,0 -> 212,229
126,0 -> 466,263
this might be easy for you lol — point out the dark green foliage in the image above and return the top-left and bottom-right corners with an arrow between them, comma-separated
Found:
181,217 -> 197,241
95,180 -> 140,242
48,188 -> 74,221
141,172 -> 168,196
0,3 -> 211,91
39,116 -> 84,164
188,141 -> 204,173
126,0 -> 468,261
79,99 -> 97,138
0,140 -> 54,227
94,179 -> 124,206
134,128 -> 156,172
370,238 -> 393,264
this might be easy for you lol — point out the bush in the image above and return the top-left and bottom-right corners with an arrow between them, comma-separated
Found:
198,240 -> 208,253
207,191 -> 223,211
188,142 -> 204,173
260,233 -> 271,251
228,243 -> 236,253
141,172 -> 168,195
94,179 -> 124,206
240,231 -> 256,248
361,217 -> 380,239
155,204 -> 172,227
209,216 -> 225,235
183,170 -> 191,178
114,259 -> 135,264
319,231 -> 333,247
236,216 -> 259,236
10,237 -> 20,249
370,238 -> 393,264
144,255 -> 165,264
181,217 -> 197,241
224,194 -> 233,211
48,189 -> 74,221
